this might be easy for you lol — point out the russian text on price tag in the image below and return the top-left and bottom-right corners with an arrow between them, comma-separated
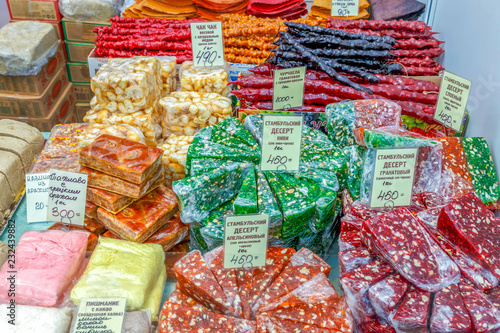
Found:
272,66 -> 306,110
224,214 -> 269,269
47,169 -> 87,225
434,71 -> 471,132
26,172 -> 50,223
72,298 -> 126,333
331,0 -> 360,17
190,22 -> 224,67
370,148 -> 418,209
260,114 -> 303,171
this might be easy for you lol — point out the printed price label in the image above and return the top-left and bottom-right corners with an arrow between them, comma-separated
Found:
273,66 -> 306,110
191,22 -> 224,67
434,71 -> 471,132
260,114 -> 303,171
224,214 -> 269,269
26,172 -> 50,223
72,298 -> 126,333
47,169 -> 87,225
331,0 -> 360,17
370,148 -> 418,209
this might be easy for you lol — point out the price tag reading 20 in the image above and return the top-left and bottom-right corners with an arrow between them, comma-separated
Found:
47,169 -> 88,225
370,148 -> 418,209
331,0 -> 360,17
190,22 -> 225,67
260,115 -> 303,172
434,71 -> 471,132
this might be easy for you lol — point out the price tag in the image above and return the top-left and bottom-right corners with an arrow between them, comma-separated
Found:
331,0 -> 360,17
260,114 -> 303,171
434,71 -> 471,132
223,214 -> 269,269
272,66 -> 306,110
72,298 -> 126,333
47,169 -> 87,225
370,148 -> 418,209
190,22 -> 224,67
26,172 -> 50,223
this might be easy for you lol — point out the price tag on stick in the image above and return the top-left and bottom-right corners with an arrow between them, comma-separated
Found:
369,148 -> 418,209
434,71 -> 471,132
72,298 -> 126,333
260,114 -> 303,171
190,22 -> 225,67
47,169 -> 88,225
26,172 -> 50,223
331,0 -> 360,17
223,214 -> 269,269
272,66 -> 306,110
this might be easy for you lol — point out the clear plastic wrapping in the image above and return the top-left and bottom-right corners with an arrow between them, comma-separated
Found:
122,310 -> 153,333
339,247 -> 376,276
159,91 -> 233,138
160,134 -> 194,188
459,278 -> 500,332
0,241 -> 9,268
76,123 -> 145,149
255,166 -> 283,242
233,165 -> 258,215
0,305 -> 72,333
59,0 -> 123,21
0,21 -> 58,76
87,186 -> 136,214
140,265 -> 166,321
361,207 -> 460,292
180,61 -> 230,96
160,56 -> 177,96
430,283 -> 472,333
389,286 -> 431,333
145,213 -> 189,252
0,230 -> 89,307
71,237 -> 165,311
367,273 -> 410,323
91,57 -> 162,113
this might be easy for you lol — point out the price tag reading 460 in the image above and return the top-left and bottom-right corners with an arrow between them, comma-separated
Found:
47,169 -> 87,225
261,115 -> 303,171
190,22 -> 224,67
370,148 -> 418,209
434,71 -> 471,132
331,0 -> 360,17
272,66 -> 306,110
223,214 -> 269,269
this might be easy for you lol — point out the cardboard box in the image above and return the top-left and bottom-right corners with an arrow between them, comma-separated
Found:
10,19 -> 63,40
1,84 -> 76,132
0,42 -> 65,96
75,102 -> 90,122
62,18 -> 110,43
0,67 -> 69,117
67,62 -> 91,84
7,0 -> 61,21
66,42 -> 95,63
73,83 -> 93,103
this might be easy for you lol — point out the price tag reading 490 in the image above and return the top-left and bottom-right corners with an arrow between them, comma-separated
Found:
223,214 -> 269,269
190,22 -> 224,67
331,0 -> 360,17
261,115 -> 303,171
434,71 -> 471,132
47,169 -> 87,225
272,66 -> 306,110
370,148 -> 418,209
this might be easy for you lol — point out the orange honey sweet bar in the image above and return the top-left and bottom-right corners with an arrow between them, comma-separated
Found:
87,186 -> 136,214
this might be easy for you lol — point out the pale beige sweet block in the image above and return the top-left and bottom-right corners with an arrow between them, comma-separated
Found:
91,57 -> 162,114
160,134 -> 194,188
159,92 -> 232,138
180,61 -> 230,97
160,57 -> 177,97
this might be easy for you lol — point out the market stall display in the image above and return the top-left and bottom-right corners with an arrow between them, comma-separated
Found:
160,134 -> 194,187
247,0 -> 307,20
0,305 -> 72,333
122,0 -> 197,19
60,0 -> 123,21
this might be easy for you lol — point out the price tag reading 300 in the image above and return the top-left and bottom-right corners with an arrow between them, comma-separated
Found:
370,148 -> 418,209
190,22 -> 225,67
47,169 -> 87,225
331,0 -> 360,17
260,115 -> 303,171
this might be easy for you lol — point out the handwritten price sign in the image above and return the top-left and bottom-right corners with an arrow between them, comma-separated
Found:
191,22 -> 224,67
47,169 -> 87,225
331,0 -> 359,17
273,67 -> 306,110
260,114 -> 303,171
26,172 -> 50,223
434,71 -> 471,132
370,148 -> 418,209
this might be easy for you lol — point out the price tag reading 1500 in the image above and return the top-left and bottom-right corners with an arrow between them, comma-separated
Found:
260,115 -> 303,172
190,22 -> 225,67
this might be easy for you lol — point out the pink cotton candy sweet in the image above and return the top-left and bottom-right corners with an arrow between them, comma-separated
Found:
0,230 -> 88,307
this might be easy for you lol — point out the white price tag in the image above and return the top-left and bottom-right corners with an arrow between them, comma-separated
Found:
331,0 -> 360,17
190,22 -> 225,67
26,172 -> 50,223
47,169 -> 87,225
72,298 -> 126,333
434,71 -> 471,132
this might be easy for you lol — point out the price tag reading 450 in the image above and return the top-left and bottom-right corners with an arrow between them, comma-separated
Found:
272,66 -> 306,110
261,115 -> 303,171
370,148 -> 418,209
331,0 -> 360,17
190,22 -> 224,67
47,169 -> 87,225
224,214 -> 269,269
434,71 -> 471,132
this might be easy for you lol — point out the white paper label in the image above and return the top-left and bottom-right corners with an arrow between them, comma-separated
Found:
191,22 -> 225,67
72,298 -> 126,333
25,172 -> 50,223
47,169 -> 87,225
331,0 -> 360,17
434,71 -> 471,132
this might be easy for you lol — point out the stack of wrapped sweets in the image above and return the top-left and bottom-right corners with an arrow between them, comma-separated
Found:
160,134 -> 194,188
179,61 -> 231,97
247,0 -> 308,20
122,0 -> 197,19
71,237 -> 167,321
79,135 -> 187,249
192,0 -> 248,20
159,246 -> 354,331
